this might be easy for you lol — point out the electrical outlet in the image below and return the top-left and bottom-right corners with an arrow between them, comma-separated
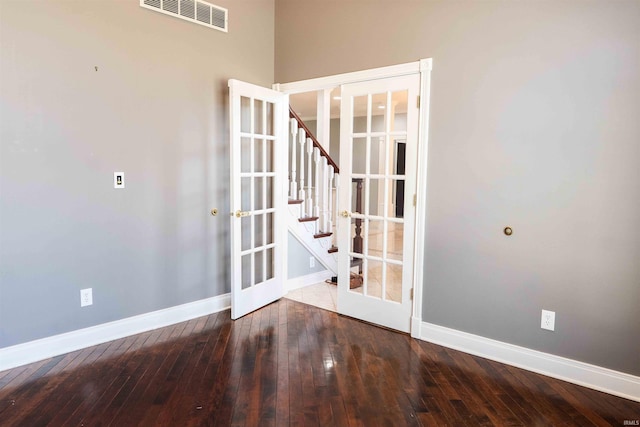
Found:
309,257 -> 316,269
81,288 -> 93,307
541,309 -> 555,331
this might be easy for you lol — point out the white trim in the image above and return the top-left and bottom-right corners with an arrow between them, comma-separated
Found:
287,270 -> 333,292
410,58 -> 433,338
420,322 -> 640,403
0,294 -> 230,373
275,61 -> 422,94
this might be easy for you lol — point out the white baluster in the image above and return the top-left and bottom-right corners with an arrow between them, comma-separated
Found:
327,166 -> 334,235
333,173 -> 339,248
306,138 -> 314,218
321,157 -> 329,232
289,118 -> 298,199
313,147 -> 321,220
297,130 -> 306,214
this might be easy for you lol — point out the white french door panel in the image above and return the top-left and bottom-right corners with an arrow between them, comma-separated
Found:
229,79 -> 289,320
337,74 -> 420,333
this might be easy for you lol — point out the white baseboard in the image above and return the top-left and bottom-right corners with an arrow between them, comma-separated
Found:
420,322 -> 640,402
287,270 -> 333,291
0,294 -> 230,373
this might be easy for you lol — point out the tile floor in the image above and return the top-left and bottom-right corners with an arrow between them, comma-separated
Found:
285,221 -> 404,312
284,281 -> 337,312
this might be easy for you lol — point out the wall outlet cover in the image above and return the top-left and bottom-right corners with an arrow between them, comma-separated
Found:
81,288 -> 93,307
541,309 -> 555,331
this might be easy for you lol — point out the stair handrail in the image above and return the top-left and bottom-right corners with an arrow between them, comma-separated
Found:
289,106 -> 339,173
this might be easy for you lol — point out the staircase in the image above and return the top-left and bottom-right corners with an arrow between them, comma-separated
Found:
287,107 -> 340,274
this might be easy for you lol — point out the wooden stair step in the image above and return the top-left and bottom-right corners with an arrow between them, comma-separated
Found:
314,232 -> 332,239
288,199 -> 303,204
328,246 -> 338,254
298,216 -> 319,223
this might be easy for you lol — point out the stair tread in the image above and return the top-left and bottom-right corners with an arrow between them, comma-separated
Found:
288,199 -> 303,204
328,246 -> 338,253
298,216 -> 319,223
314,232 -> 332,239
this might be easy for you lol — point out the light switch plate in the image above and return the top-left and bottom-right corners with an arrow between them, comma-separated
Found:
114,172 -> 125,189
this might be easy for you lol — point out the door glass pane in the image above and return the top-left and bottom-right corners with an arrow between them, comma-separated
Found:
350,218 -> 364,256
241,96 -> 251,133
368,178 -> 386,217
241,254 -> 252,289
371,92 -> 387,132
265,248 -> 274,280
352,137 -> 366,174
265,212 -> 274,245
254,177 -> 264,210
390,178 -> 405,219
241,216 -> 251,251
241,137 -> 251,173
366,219 -> 384,258
265,177 -> 274,209
353,95 -> 368,133
254,139 -> 264,172
254,99 -> 264,135
365,259 -> 383,299
265,140 -> 274,172
240,96 -> 251,133
391,90 -> 408,132
241,177 -> 251,212
386,221 -> 404,261
370,137 -> 386,176
265,102 -> 274,136
254,213 -> 265,247
255,249 -> 264,285
349,257 -> 364,295
351,179 -> 365,215
386,263 -> 403,303
392,141 -> 406,177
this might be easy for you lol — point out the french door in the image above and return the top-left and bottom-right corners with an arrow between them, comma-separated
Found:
229,79 -> 289,320
337,74 -> 420,332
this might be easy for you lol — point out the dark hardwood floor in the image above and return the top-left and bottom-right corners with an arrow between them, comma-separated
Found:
0,299 -> 638,426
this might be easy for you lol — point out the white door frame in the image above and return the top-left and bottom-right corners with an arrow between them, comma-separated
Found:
273,59 -> 432,337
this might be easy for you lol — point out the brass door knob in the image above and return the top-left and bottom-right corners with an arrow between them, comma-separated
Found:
340,210 -> 351,218
235,210 -> 251,218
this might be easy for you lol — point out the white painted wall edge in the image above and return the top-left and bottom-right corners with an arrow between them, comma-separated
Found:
420,322 -> 640,403
0,293 -> 231,373
287,269 -> 333,292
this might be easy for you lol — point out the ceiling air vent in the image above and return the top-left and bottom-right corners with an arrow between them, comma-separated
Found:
141,0 -> 228,32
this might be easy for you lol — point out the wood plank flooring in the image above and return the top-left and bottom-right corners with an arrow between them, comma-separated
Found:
0,299 -> 638,426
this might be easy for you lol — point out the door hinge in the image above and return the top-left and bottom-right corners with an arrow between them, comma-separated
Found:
410,288 -> 414,300
417,95 -> 420,108
413,194 -> 417,206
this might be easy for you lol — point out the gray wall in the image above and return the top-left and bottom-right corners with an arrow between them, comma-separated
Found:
275,0 -> 640,375
0,0 -> 274,348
